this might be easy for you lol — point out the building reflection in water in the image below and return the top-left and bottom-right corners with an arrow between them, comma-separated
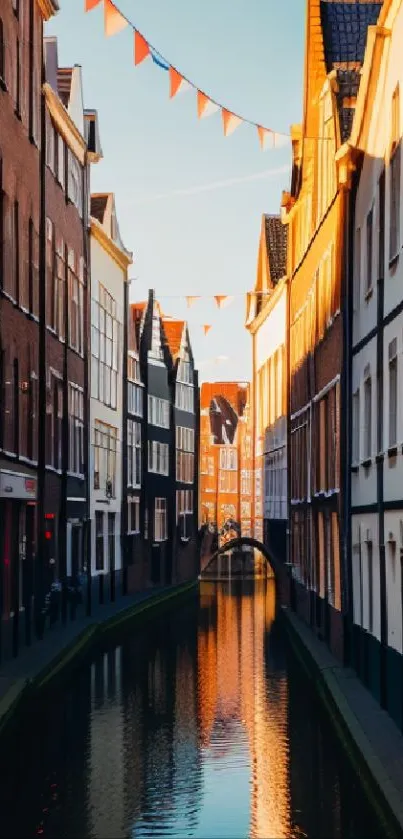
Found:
198,579 -> 291,839
0,581 -> 383,839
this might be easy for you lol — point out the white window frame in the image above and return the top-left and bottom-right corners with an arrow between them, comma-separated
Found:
154,497 -> 167,542
148,395 -> 170,429
388,338 -> 398,449
127,496 -> 140,535
127,419 -> 142,488
148,440 -> 169,476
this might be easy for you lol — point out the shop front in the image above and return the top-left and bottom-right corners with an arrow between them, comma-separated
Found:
0,469 -> 37,659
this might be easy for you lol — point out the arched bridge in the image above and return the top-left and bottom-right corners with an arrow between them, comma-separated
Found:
200,536 -> 283,579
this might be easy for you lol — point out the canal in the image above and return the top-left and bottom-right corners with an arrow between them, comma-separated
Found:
1,580 -> 382,838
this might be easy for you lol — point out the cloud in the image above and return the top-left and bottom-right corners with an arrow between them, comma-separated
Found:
130,164 -> 291,204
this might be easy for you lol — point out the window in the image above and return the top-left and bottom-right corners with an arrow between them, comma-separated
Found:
352,389 -> 360,464
93,420 -> 117,495
150,305 -> 163,360
127,419 -> 141,487
128,356 -> 143,416
15,37 -> 20,116
13,200 -> 19,303
378,170 -> 385,281
388,338 -> 398,448
367,539 -> 374,634
0,18 -> 4,85
219,471 -> 237,493
389,86 -> 401,261
12,0 -> 20,17
91,284 -> 120,408
128,496 -> 140,534
148,395 -> 169,428
176,426 -> 195,451
46,218 -> 54,325
27,371 -> 38,462
54,235 -> 65,338
46,112 -> 55,172
177,359 -> 192,384
1,353 -> 18,455
95,511 -> 104,571
57,136 -> 65,189
176,489 -> 193,539
148,440 -> 169,475
363,366 -> 372,460
354,227 -> 361,310
3,194 -> 16,300
154,498 -> 167,542
220,448 -> 237,470
366,207 -> 373,294
67,150 -> 83,216
175,382 -> 194,413
68,251 -> 84,355
46,372 -> 63,470
28,219 -> 39,318
68,383 -> 84,475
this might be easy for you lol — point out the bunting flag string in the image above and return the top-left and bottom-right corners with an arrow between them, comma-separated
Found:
84,0 -> 292,148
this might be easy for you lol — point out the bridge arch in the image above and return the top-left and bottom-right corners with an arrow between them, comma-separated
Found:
200,536 -> 283,579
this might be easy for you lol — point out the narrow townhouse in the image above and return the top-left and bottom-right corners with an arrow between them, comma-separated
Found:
238,389 -> 253,539
0,0 -> 58,659
89,193 -> 132,605
41,37 -> 102,623
124,290 -> 146,593
246,214 -> 288,561
348,0 -> 403,728
199,382 -> 250,545
162,317 -> 199,583
281,0 -> 382,660
132,291 -> 173,586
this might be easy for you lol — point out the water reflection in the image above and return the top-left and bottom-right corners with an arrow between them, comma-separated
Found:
0,581 -> 381,839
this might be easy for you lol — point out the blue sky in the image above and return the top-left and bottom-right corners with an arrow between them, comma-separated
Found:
48,0 -> 305,382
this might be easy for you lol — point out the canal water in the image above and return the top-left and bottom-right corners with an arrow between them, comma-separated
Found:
1,580 -> 382,839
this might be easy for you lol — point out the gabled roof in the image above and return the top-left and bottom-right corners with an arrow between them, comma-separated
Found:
264,215 -> 287,284
90,193 -> 132,266
162,319 -> 185,361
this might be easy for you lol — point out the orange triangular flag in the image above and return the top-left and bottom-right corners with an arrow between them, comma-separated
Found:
214,295 -> 227,309
203,324 -> 212,335
257,125 -> 273,150
170,67 -> 183,99
85,0 -> 102,10
222,109 -> 242,137
134,31 -> 150,65
104,0 -> 127,37
197,91 -> 219,119
186,296 -> 200,308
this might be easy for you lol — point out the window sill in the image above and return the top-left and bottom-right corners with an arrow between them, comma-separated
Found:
180,537 -> 190,543
388,445 -> 398,459
364,287 -> 373,302
375,452 -> 384,464
351,464 -> 359,473
362,457 -> 372,468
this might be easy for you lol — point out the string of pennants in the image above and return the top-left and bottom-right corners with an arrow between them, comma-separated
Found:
84,0 -> 290,150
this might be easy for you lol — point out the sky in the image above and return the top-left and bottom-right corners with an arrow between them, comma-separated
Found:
48,0 -> 305,382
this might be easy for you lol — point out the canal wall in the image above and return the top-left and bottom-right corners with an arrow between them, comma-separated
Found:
0,580 -> 197,742
281,605 -> 403,839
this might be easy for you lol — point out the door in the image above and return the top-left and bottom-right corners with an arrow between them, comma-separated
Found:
108,513 -> 116,602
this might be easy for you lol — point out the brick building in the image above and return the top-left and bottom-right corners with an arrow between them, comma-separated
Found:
0,0 -> 58,657
41,37 -> 102,619
281,0 -> 381,660
199,381 -> 252,546
246,214 -> 288,561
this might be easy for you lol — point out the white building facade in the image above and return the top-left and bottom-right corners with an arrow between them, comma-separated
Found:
350,0 -> 403,722
90,194 -> 132,601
